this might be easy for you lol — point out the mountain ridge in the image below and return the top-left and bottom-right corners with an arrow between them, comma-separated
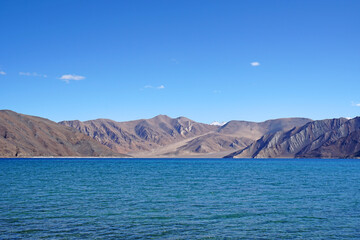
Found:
0,110 -> 128,158
59,115 -> 311,157
225,117 -> 360,159
2,109 -> 358,158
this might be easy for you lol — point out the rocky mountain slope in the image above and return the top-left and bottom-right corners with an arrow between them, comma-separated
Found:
298,130 -> 360,158
297,117 -> 360,158
0,110 -> 127,157
60,116 -> 311,157
217,118 -> 312,139
226,117 -> 360,158
60,115 -> 218,155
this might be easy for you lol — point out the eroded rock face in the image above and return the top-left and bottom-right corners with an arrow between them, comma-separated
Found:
0,110 -> 127,157
297,118 -> 360,158
226,117 -> 360,159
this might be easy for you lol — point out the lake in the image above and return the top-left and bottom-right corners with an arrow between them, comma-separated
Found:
1,158 -> 360,239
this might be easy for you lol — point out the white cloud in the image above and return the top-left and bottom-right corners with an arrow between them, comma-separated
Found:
59,74 -> 85,83
354,103 -> 360,107
142,85 -> 165,90
0,71 -> 6,75
19,72 -> 47,78
250,62 -> 260,67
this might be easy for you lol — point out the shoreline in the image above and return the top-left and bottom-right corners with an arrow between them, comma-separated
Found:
0,156 -> 359,159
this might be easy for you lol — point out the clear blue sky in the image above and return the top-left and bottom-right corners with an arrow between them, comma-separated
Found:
1,0 -> 359,123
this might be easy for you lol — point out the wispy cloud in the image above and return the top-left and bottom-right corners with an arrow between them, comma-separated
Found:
59,74 -> 85,83
19,72 -> 47,78
250,62 -> 260,67
0,71 -> 6,75
142,85 -> 165,90
352,102 -> 360,107
213,90 -> 221,94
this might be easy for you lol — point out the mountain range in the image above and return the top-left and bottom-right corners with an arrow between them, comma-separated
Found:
59,115 -> 311,158
0,109 -> 359,158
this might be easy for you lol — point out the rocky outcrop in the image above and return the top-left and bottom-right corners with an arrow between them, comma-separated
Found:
226,117 -> 360,158
297,118 -> 360,158
0,110 -> 128,157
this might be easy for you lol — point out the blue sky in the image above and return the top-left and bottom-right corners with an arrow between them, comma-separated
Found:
1,0 -> 359,123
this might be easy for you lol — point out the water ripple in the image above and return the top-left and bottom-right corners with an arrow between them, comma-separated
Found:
1,158 -> 360,239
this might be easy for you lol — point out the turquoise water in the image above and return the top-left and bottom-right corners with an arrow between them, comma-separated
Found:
1,159 -> 360,239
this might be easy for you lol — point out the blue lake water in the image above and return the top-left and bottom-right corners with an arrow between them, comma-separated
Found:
1,158 -> 360,239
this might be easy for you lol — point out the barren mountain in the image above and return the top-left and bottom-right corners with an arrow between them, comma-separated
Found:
297,117 -> 360,158
226,117 -> 360,158
298,130 -> 360,158
60,115 -> 218,154
218,118 -> 312,139
2,110 -> 358,158
176,133 -> 253,154
60,116 -> 311,157
0,110 -> 127,157
167,118 -> 312,157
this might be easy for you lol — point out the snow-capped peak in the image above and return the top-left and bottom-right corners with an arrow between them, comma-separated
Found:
210,121 -> 226,126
